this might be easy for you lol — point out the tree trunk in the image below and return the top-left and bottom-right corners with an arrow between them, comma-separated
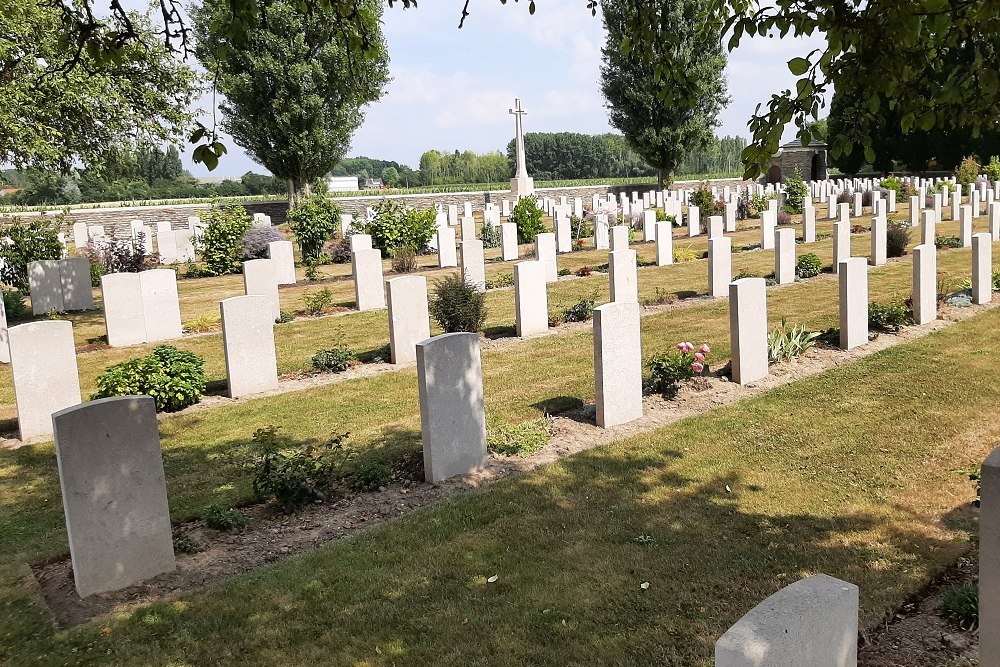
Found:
288,177 -> 312,208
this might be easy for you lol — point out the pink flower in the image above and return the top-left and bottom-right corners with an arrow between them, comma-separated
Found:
695,352 -> 705,361
699,343 -> 711,354
676,342 -> 686,350
684,341 -> 694,351
692,362 -> 704,373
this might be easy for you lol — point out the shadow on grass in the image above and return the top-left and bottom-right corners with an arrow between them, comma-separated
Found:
530,396 -> 585,416
483,325 -> 516,340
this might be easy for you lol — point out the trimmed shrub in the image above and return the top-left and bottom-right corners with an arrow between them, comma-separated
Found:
287,195 -> 342,261
0,219 -> 62,291
354,198 -> 436,253
242,225 -> 284,260
689,183 -> 715,213
92,345 -> 207,412
511,195 -> 546,243
429,275 -> 487,333
201,205 -> 252,276
795,253 -> 823,279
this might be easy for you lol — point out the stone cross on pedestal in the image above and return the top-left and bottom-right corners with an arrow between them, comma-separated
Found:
509,98 -> 535,199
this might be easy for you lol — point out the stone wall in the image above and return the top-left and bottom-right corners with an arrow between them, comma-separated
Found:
0,178 -> 749,239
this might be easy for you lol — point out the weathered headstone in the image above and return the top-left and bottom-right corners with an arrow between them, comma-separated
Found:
460,240 -> 486,292
610,225 -> 630,251
655,221 -> 673,266
774,228 -> 796,284
609,249 -> 638,304
594,214 -> 610,250
220,295 -> 279,398
243,258 -> 281,320
725,201 -> 738,232
839,257 -> 868,350
593,301 -> 643,428
555,214 -> 572,253
460,216 -> 476,242
911,244 -> 937,325
715,574 -> 859,667
102,273 -> 146,347
28,260 -> 64,315
9,320 -> 81,442
268,240 -> 297,285
72,222 -> 88,249
52,396 -> 175,597
156,222 -> 177,264
535,232 -> 558,283
437,227 -> 458,268
869,217 -> 887,266
513,261 -> 548,338
386,275 -> 430,365
140,269 -> 183,343
416,332 -> 487,482
920,210 -> 936,245
174,230 -> 195,264
60,258 -> 94,311
973,233 -> 992,305
352,248 -> 386,311
709,236 -> 732,298
729,278 -> 768,385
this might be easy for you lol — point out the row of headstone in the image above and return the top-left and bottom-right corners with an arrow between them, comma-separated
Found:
28,259 -> 94,315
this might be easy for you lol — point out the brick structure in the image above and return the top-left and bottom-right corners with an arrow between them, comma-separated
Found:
765,141 -> 828,183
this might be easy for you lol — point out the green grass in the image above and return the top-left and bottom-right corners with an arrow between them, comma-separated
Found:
0,301 -> 993,664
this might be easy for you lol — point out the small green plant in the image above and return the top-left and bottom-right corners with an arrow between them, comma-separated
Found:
173,534 -> 204,554
242,427 -> 351,512
646,342 -> 710,396
202,505 -> 247,531
642,287 -> 677,306
886,220 -> 911,257
485,272 -> 514,289
276,310 -> 294,324
768,319 -> 820,363
304,260 -> 322,281
748,192 -> 770,217
935,235 -> 963,249
429,274 -> 488,333
954,155 -> 981,186
784,167 -> 807,214
939,585 -> 978,631
201,205 -> 253,276
673,245 -> 700,262
868,299 -> 910,332
557,267 -> 572,277
985,156 -> 1000,183
354,198 -> 436,253
480,220 -> 502,249
511,195 -> 547,243
287,195 -> 342,261
881,176 -> 903,194
390,246 -> 417,273
562,298 -> 595,323
182,313 -> 221,333
303,288 -> 335,316
1,290 -> 26,320
311,343 -> 356,373
689,183 -> 715,213
92,346 -> 207,412
487,418 -> 553,457
347,461 -> 391,492
795,253 -> 824,279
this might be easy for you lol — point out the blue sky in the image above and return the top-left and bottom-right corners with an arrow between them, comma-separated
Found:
174,1 -> 826,178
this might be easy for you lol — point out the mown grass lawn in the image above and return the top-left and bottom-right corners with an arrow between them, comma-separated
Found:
0,297 -> 991,665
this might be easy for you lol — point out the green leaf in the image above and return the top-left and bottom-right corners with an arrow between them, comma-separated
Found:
787,57 -> 810,75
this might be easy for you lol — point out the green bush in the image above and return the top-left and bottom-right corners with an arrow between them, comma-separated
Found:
985,156 -> 1000,183
311,344 -> 356,373
689,183 -> 715,213
869,299 -> 910,332
480,220 -> 502,249
646,342 -> 710,396
795,253 -> 824,279
511,195 -> 546,243
783,167 -> 807,214
347,461 -> 391,492
241,426 -> 351,512
287,194 -> 342,261
92,345 -> 207,412
303,288 -> 334,316
487,418 -> 553,457
881,176 -> 903,194
0,219 -> 63,291
201,205 -> 252,276
935,235 -> 963,249
1,290 -> 26,320
886,221 -> 911,257
429,274 -> 488,333
939,585 -> 978,631
955,155 -> 980,185
562,298 -> 595,323
354,198 -> 436,253
202,505 -> 247,531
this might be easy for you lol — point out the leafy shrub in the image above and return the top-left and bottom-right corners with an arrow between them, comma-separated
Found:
985,156 -> 1000,183
674,245 -> 700,262
311,343 -> 356,373
562,298 -> 594,323
303,288 -> 334,316
572,214 -> 594,238
202,505 -> 246,531
347,461 -> 391,492
939,585 -> 978,631
955,155 -> 981,186
869,299 -> 910,332
936,235 -> 963,249
747,193 -> 770,218
795,253 -> 824,279
768,319 -> 820,362
242,427 -> 350,512
784,167 -> 807,213
557,267 -> 572,276
173,534 -> 204,554
86,234 -> 156,276
92,345 -> 207,412
575,265 -> 593,277
511,195 -> 546,243
689,183 -> 715,213
487,418 -> 553,457
354,198 -> 436,253
480,220 -> 502,249
304,262 -> 322,282
242,225 -> 284,260
429,274 -> 488,333
881,176 -> 903,194
201,205 -> 252,275
326,237 -> 353,264
647,342 -> 711,396
2,290 -> 26,320
886,221 -> 911,257
485,272 -> 514,289
287,195 -> 341,261
390,246 -> 417,273
0,219 -> 63,291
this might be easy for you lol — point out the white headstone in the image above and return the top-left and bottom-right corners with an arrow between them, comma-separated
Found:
9,320 -> 81,442
655,221 -> 673,266
220,295 -> 279,398
535,233 -> 558,283
774,228 -> 796,284
460,240 -> 486,292
437,227 -> 458,268
243,258 -> 281,320
268,241 -> 297,285
911,244 -> 937,325
593,301 -> 643,429
609,249 -> 638,304
972,233 -> 992,305
513,261 -> 549,338
102,273 -> 146,347
709,237 -> 732,298
28,260 -> 64,315
352,248 -> 386,311
839,257 -> 868,350
729,278 -> 769,385
500,223 -> 518,261
869,217 -> 887,266
140,269 -> 183,343
386,275 -> 431,365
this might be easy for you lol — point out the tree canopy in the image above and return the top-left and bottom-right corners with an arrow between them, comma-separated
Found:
600,0 -> 729,186
193,0 -> 390,203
